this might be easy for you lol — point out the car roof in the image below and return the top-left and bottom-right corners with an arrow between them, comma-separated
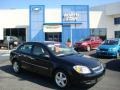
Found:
22,41 -> 60,46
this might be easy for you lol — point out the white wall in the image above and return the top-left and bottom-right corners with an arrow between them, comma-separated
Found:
105,3 -> 120,15
0,9 -> 29,40
0,9 -> 29,27
45,8 -> 61,23
90,2 -> 120,39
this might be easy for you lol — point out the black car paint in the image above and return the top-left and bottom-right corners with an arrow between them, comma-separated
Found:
10,42 -> 105,85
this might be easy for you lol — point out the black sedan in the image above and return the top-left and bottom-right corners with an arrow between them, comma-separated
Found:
10,42 -> 105,88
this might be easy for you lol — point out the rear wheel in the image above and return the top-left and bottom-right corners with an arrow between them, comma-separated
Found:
12,61 -> 21,73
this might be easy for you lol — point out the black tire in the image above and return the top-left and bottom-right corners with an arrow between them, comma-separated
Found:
12,61 -> 21,73
54,70 -> 70,89
74,48 -> 79,52
9,44 -> 14,50
95,53 -> 99,58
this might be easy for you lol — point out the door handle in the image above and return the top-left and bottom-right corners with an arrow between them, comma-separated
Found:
29,56 -> 34,60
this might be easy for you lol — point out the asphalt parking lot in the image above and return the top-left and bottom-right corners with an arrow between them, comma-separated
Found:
0,50 -> 120,90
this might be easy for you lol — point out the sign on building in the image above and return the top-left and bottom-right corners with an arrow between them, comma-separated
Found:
29,5 -> 45,42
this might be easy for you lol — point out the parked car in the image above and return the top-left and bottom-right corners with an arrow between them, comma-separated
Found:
96,38 -> 120,58
0,36 -> 21,49
74,36 -> 102,51
10,42 -> 105,88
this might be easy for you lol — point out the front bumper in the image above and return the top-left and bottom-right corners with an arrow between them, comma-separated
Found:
70,67 -> 105,85
96,51 -> 117,57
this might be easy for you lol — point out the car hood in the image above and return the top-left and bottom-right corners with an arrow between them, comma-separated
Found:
99,45 -> 118,49
60,54 -> 100,68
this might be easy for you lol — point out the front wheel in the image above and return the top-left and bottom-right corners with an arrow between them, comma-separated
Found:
86,45 -> 91,51
9,44 -> 14,49
54,70 -> 70,88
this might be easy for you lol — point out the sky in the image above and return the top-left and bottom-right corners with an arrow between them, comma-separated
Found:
0,0 -> 120,9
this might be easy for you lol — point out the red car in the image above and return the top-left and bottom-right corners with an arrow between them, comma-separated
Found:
74,36 -> 102,51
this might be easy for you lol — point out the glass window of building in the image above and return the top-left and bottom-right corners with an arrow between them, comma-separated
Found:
114,17 -> 120,25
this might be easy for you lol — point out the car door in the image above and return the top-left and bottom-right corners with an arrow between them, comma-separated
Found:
17,44 -> 33,70
30,44 -> 53,76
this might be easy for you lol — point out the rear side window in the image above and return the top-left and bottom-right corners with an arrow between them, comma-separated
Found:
18,44 -> 32,54
32,45 -> 49,57
33,45 -> 44,56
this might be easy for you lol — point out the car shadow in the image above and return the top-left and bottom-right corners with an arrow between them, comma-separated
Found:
106,60 -> 120,72
0,64 -> 93,90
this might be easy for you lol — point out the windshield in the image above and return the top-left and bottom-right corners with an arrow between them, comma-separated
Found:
47,44 -> 78,56
103,40 -> 118,45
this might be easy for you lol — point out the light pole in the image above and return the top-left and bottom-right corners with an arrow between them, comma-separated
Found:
70,27 -> 72,46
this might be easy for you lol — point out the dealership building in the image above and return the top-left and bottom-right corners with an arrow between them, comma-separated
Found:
0,2 -> 120,44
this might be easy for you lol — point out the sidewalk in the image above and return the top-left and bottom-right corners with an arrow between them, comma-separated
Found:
0,50 -> 11,54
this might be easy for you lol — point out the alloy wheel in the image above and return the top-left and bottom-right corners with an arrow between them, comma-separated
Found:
87,45 -> 91,51
55,71 -> 68,88
13,61 -> 20,73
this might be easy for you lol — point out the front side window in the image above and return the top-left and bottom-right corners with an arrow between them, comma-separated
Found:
32,45 -> 45,56
18,44 -> 32,54
32,45 -> 49,57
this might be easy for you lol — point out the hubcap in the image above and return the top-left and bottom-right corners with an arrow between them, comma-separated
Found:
55,72 -> 67,88
13,62 -> 19,72
10,45 -> 13,49
87,46 -> 90,51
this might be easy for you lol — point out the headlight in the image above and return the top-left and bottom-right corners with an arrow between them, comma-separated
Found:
96,48 -> 100,51
109,48 -> 117,51
73,65 -> 91,74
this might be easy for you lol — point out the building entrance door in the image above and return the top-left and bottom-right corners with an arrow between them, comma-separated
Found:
4,28 -> 26,42
45,33 -> 61,42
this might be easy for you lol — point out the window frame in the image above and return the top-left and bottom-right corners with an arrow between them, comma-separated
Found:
114,17 -> 120,25
32,44 -> 50,58
17,44 -> 33,54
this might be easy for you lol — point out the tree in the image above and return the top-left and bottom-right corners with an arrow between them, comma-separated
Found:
67,38 -> 71,42
66,38 -> 71,47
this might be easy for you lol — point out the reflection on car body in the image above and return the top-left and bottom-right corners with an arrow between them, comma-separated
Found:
10,41 -> 105,88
